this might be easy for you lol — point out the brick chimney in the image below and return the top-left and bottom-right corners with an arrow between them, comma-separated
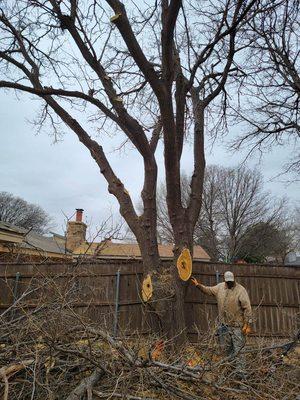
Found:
66,209 -> 87,252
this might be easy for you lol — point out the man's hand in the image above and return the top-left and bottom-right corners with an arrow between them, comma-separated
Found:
190,277 -> 200,287
242,323 -> 251,335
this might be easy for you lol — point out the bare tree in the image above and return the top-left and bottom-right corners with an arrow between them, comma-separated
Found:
0,0 -> 260,341
216,167 -> 270,260
232,0 -> 300,177
0,192 -> 51,234
197,168 -> 298,263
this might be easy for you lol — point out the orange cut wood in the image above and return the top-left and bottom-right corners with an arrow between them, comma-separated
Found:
177,248 -> 192,281
142,274 -> 153,302
151,340 -> 164,360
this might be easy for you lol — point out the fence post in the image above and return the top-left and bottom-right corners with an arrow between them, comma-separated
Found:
13,272 -> 21,301
113,269 -> 121,338
216,270 -> 220,284
11,272 -> 20,320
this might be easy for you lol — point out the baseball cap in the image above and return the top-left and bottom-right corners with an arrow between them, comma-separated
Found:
224,271 -> 234,282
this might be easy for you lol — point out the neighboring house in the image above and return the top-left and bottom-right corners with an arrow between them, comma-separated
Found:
0,221 -> 71,260
67,209 -> 211,261
0,209 -> 211,262
285,251 -> 300,266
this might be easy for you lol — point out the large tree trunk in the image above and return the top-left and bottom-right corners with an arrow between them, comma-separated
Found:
137,221 -> 177,341
137,207 -> 189,346
171,226 -> 193,347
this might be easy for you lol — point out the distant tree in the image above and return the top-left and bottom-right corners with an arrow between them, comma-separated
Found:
210,166 -> 275,261
195,168 -> 297,263
236,221 -> 292,263
0,192 -> 51,234
278,208 -> 300,263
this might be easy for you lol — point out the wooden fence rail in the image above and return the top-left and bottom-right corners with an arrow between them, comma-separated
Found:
0,260 -> 299,338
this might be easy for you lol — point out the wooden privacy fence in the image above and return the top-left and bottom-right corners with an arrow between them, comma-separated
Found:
0,260 -> 299,338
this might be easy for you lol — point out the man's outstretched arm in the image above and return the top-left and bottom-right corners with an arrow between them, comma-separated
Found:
190,277 -> 219,296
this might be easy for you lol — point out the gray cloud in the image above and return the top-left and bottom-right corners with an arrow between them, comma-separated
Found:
0,92 -> 299,235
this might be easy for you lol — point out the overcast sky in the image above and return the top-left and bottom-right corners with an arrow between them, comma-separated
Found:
0,91 -> 299,236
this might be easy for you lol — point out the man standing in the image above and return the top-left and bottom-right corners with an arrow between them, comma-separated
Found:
191,271 -> 252,377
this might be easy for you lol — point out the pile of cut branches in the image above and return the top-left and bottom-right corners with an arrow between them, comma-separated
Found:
0,274 -> 299,399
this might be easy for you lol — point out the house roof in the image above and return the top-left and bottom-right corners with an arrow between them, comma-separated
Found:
0,221 -> 70,258
0,220 -> 210,261
21,231 -> 68,256
73,240 -> 210,260
0,221 -> 25,243
0,221 -> 25,235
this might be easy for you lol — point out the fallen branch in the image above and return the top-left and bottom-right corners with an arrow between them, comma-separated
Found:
0,361 -> 34,400
0,369 -> 9,400
65,369 -> 105,400
93,390 -> 156,400
0,359 -> 34,379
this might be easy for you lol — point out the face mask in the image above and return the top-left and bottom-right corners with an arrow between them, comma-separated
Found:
226,281 -> 235,289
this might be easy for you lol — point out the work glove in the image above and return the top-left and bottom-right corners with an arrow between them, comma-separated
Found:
190,277 -> 200,287
242,323 -> 251,335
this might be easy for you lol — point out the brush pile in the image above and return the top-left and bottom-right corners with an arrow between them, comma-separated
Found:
1,290 -> 299,400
